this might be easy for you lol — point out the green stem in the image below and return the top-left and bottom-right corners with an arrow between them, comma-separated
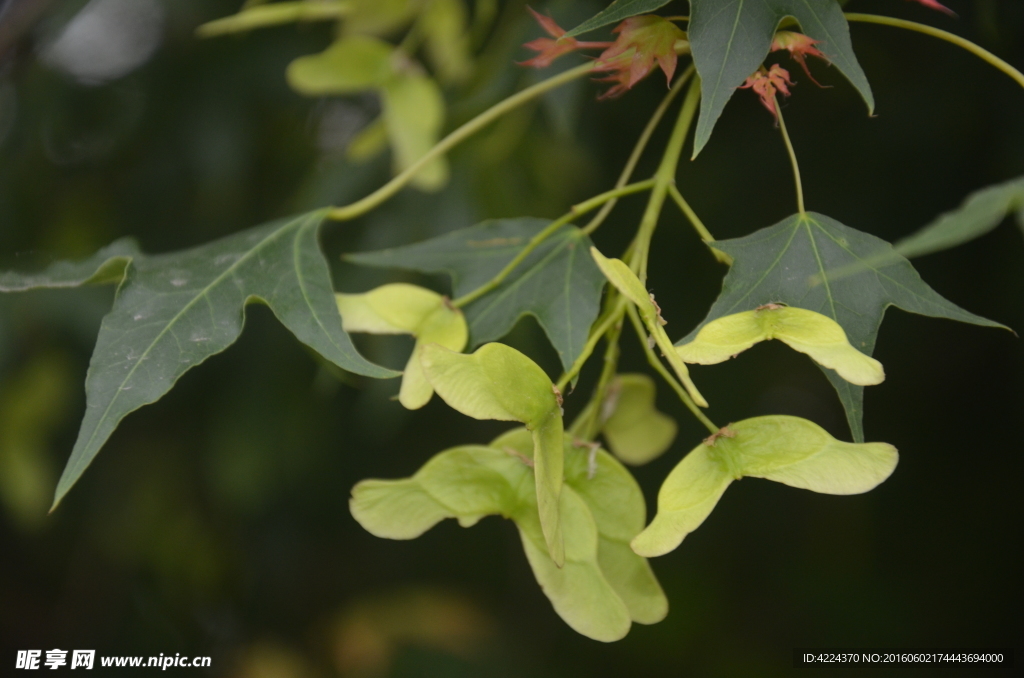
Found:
564,68 -> 699,439
588,319 -> 623,437
567,400 -> 598,439
451,179 -> 655,307
667,184 -> 732,264
845,13 -> 1024,92
775,98 -> 805,215
626,305 -> 718,434
582,65 -> 695,236
567,307 -> 624,440
328,62 -> 595,221
555,297 -> 625,392
630,76 -> 702,281
667,184 -> 714,243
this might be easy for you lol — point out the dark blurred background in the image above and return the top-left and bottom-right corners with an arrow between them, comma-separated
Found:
0,0 -> 1021,675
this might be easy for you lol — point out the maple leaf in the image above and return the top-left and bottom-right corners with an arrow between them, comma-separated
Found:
738,64 -> 794,121
906,0 -> 957,17
592,15 -> 687,97
771,30 -> 829,87
520,7 -> 611,69
345,218 -> 607,375
677,212 -> 1005,441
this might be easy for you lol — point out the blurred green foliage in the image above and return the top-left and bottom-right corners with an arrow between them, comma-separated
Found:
0,0 -> 1021,675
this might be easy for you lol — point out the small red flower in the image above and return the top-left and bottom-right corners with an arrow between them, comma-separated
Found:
592,15 -> 687,97
906,0 -> 957,17
770,30 -> 829,87
519,7 -> 612,69
739,64 -> 795,122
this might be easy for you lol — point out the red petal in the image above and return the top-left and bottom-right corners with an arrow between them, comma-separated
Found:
656,53 -> 678,86
628,51 -> 655,87
906,0 -> 957,17
519,37 -> 579,68
527,6 -> 567,38
791,54 -> 824,87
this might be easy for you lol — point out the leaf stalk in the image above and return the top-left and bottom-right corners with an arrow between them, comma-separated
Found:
582,65 -> 695,235
452,179 -> 655,308
328,62 -> 596,221
845,13 -> 1024,92
629,75 -> 702,281
626,305 -> 718,434
775,98 -> 805,215
556,296 -> 626,392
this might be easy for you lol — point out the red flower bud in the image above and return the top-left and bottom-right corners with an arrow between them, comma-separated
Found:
770,31 -> 829,87
739,64 -> 795,122
519,7 -> 613,69
592,16 -> 687,97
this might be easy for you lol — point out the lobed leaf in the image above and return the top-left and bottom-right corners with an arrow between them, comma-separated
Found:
1,210 -> 394,508
631,415 -> 897,557
678,212 -> 1006,441
421,343 -> 564,565
346,219 -> 607,374
601,374 -> 677,465
0,238 -> 139,290
894,176 -> 1024,259
563,0 -> 674,38
676,306 -> 885,386
688,0 -> 873,157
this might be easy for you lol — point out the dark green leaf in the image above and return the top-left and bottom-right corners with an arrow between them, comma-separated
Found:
563,0 -> 674,38
2,210 -> 395,508
689,0 -> 873,157
0,238 -> 139,290
895,177 -> 1024,258
678,212 -> 1005,441
345,219 -> 607,373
